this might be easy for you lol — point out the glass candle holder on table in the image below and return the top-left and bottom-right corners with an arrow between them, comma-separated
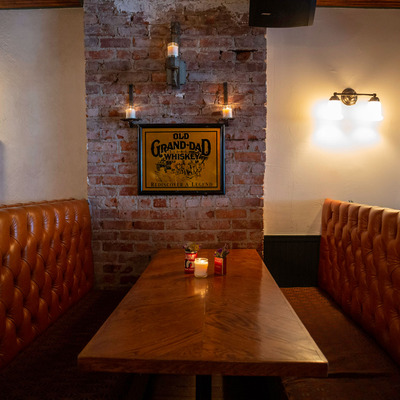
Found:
194,258 -> 208,278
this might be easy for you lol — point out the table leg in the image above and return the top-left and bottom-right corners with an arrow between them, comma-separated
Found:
196,375 -> 212,400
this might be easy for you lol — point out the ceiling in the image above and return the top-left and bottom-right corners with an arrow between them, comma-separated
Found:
0,0 -> 399,10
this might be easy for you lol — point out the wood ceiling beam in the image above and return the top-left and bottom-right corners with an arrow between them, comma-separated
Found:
0,1 -> 82,9
317,0 -> 400,7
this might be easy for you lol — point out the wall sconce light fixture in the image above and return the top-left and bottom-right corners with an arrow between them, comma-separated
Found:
122,84 -> 140,127
166,22 -> 186,88
328,88 -> 383,121
220,82 -> 234,125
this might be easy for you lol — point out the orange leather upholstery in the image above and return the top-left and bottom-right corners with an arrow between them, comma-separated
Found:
0,199 -> 94,368
319,198 -> 400,365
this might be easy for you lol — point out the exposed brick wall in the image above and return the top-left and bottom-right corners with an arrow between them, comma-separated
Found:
84,0 -> 266,287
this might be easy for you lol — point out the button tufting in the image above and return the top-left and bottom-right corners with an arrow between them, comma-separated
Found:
319,199 -> 400,365
0,200 -> 94,369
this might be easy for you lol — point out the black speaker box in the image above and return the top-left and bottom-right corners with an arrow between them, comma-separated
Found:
249,0 -> 316,27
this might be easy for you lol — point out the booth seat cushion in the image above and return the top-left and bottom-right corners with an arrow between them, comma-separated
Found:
318,199 -> 400,366
282,287 -> 400,376
0,199 -> 94,368
283,375 -> 400,400
0,289 -> 132,400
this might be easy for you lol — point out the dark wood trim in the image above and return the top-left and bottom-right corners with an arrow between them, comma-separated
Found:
0,0 -> 82,9
264,235 -> 321,287
317,0 -> 400,7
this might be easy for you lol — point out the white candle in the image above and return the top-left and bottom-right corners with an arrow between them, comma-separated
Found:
194,258 -> 208,278
167,42 -> 179,57
222,105 -> 232,119
125,106 -> 136,119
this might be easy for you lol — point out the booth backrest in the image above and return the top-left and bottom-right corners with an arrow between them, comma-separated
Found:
0,199 -> 94,368
319,198 -> 400,365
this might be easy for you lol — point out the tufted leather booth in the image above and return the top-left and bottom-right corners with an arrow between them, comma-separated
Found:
0,199 -> 94,369
318,198 -> 400,366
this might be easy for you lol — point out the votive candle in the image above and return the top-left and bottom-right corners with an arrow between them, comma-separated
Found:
125,106 -> 136,119
222,105 -> 232,119
194,258 -> 208,278
167,42 -> 179,57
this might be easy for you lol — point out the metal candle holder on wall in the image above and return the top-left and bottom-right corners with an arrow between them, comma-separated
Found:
219,82 -> 234,126
166,22 -> 186,88
121,84 -> 141,127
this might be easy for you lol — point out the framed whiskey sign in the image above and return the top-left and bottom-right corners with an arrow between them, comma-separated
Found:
138,124 -> 225,195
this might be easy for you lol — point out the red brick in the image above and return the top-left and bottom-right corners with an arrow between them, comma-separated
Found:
215,209 -> 247,219
119,187 -> 136,196
149,210 -> 181,220
101,220 -> 134,230
100,38 -> 131,48
117,164 -> 135,175
102,242 -> 134,252
102,175 -> 132,185
199,220 -> 231,230
216,231 -> 247,242
165,220 -> 198,230
122,210 -> 150,219
233,174 -> 264,185
134,221 -> 165,230
120,232 -> 150,241
87,50 -> 115,60
103,60 -> 132,71
234,152 -> 264,163
88,186 -> 118,196
88,141 -> 117,152
85,2 -> 266,288
120,141 -> 135,151
184,232 -> 216,243
135,243 -> 158,253
102,153 -> 134,163
151,72 -> 167,83
232,220 -> 263,230
139,198 -> 152,207
153,198 -> 167,208
151,232 -> 184,242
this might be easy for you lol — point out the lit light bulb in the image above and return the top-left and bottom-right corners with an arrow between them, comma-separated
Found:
326,95 -> 343,120
366,96 -> 383,121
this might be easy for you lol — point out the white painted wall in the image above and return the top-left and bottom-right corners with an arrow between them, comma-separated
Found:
0,8 -> 87,204
265,8 -> 400,235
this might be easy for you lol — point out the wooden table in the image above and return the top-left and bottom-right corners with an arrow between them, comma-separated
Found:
78,249 -> 328,398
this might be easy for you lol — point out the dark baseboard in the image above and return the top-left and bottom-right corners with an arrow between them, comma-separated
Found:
264,235 -> 320,287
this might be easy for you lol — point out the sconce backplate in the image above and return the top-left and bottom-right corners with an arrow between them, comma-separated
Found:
167,60 -> 186,88
341,88 -> 357,106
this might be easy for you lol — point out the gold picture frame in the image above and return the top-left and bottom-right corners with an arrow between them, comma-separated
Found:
138,124 -> 225,195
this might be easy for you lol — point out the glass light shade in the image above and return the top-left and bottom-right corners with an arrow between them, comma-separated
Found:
326,97 -> 343,120
167,42 -> 179,57
222,105 -> 233,119
366,98 -> 383,121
